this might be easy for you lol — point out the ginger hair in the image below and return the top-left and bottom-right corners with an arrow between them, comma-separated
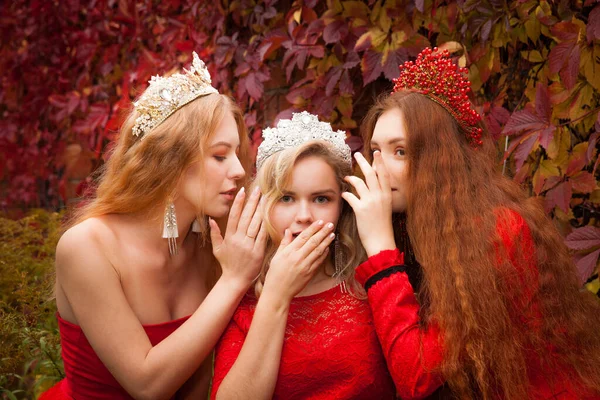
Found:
362,90 -> 600,399
251,141 -> 366,299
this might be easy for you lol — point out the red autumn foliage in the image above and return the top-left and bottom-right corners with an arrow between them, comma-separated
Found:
1,0 -> 600,283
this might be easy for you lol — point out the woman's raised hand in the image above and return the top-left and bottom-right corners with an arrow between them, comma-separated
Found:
342,152 -> 396,257
262,220 -> 336,304
210,187 -> 268,287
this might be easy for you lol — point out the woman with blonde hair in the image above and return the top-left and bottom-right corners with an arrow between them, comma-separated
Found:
41,53 -> 275,399
345,48 -> 600,399
211,112 -> 396,399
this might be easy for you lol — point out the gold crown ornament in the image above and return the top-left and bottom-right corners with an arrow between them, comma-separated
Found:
256,111 -> 351,170
132,52 -> 218,138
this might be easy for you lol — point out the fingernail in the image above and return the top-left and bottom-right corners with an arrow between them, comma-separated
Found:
239,187 -> 245,195
317,220 -> 324,226
329,233 -> 336,239
253,186 -> 260,194
327,223 -> 334,229
374,150 -> 380,156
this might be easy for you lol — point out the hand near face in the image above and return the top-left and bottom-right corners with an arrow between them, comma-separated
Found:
262,220 -> 335,304
342,152 -> 396,257
210,187 -> 267,287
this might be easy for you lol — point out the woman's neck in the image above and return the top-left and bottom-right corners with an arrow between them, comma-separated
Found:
296,256 -> 338,297
112,198 -> 198,256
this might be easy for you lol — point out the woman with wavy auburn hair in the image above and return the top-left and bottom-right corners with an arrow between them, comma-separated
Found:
41,53 -> 270,400
345,48 -> 600,399
211,112 -> 395,399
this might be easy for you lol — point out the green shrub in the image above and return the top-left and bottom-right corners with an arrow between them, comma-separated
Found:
0,210 -> 63,399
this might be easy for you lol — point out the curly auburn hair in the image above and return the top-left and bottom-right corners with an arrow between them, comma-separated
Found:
361,90 -> 600,399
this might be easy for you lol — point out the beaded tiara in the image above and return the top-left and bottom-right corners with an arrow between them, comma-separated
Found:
132,52 -> 218,138
392,47 -> 483,147
256,111 -> 351,170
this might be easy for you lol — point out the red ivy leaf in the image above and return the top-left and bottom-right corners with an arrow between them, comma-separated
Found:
339,70 -> 354,96
258,32 -> 287,62
570,171 -> 597,194
485,104 -> 510,140
72,103 -> 109,135
285,85 -> 316,104
382,48 -> 409,80
587,132 -> 598,163
502,109 -> 545,135
545,180 -> 572,214
587,5 -> 600,43
573,249 -> 600,285
514,133 -> 538,172
566,225 -> 600,251
534,83 -> 551,123
343,51 -> 361,69
539,126 -> 556,150
361,50 -> 383,85
323,20 -> 348,44
549,22 -> 581,90
549,41 -> 572,74
325,67 -> 343,96
560,44 -> 580,90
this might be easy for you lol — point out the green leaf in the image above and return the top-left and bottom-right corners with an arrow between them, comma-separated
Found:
342,1 -> 370,19
525,17 -> 541,42
539,158 -> 560,178
521,50 -> 543,62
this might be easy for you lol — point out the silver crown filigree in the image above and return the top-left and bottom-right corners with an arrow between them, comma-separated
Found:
256,111 -> 351,169
132,52 -> 218,138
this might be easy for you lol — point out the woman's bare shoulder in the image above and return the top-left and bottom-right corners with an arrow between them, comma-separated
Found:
56,217 -> 116,269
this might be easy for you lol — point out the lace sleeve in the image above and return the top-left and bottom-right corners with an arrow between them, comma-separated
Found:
356,249 -> 445,399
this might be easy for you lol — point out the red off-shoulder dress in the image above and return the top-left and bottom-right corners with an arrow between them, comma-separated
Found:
40,314 -> 190,400
354,209 -> 600,399
211,285 -> 396,399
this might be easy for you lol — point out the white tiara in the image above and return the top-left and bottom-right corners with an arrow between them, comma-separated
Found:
256,111 -> 351,169
132,52 -> 218,138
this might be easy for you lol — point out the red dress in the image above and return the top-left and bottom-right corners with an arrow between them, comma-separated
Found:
40,314 -> 190,400
211,285 -> 396,399
354,209 -> 600,399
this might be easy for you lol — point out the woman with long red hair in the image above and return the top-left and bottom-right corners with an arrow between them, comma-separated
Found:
344,48 -> 600,399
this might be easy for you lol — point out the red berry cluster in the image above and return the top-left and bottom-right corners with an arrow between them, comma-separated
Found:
392,47 -> 483,148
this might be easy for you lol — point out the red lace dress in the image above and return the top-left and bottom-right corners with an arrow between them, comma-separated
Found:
40,314 -> 190,400
211,285 -> 396,399
355,209 -> 600,399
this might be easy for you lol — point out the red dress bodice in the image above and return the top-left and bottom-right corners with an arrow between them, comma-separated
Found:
211,286 -> 396,399
40,313 -> 190,400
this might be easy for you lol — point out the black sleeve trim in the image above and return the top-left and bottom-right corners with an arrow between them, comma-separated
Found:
364,265 -> 406,292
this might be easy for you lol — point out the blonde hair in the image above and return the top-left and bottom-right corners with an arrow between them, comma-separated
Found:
251,141 -> 366,298
68,93 -> 250,231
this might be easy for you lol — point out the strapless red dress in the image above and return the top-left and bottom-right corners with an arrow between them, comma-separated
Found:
40,313 -> 190,400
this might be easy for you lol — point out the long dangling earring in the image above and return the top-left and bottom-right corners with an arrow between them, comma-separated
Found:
162,202 -> 179,256
333,233 -> 348,294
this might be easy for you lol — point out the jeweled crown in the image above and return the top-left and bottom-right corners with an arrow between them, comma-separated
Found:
256,111 -> 351,169
132,52 -> 218,138
393,47 -> 483,147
